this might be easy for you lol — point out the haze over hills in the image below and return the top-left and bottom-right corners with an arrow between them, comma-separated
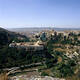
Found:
8,27 -> 80,37
8,27 -> 80,32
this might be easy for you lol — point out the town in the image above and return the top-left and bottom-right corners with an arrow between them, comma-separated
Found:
0,27 -> 80,80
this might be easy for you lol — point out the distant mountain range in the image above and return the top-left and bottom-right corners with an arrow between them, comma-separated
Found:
54,27 -> 80,31
8,27 -> 80,33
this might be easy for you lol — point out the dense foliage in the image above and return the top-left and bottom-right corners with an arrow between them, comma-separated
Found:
0,46 -> 53,68
0,28 -> 80,79
46,33 -> 80,78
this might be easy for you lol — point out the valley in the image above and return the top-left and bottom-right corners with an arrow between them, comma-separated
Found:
0,27 -> 80,80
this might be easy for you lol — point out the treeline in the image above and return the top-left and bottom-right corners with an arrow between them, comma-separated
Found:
47,31 -> 80,45
0,46 -> 47,68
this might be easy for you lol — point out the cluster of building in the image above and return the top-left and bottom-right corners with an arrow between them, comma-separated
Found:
34,30 -> 70,42
66,51 -> 79,58
28,29 -> 80,43
65,45 -> 80,58
9,41 -> 44,51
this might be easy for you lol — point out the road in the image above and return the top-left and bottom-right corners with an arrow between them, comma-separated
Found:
3,62 -> 42,75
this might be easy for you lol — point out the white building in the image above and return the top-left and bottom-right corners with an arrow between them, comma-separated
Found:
9,41 -> 44,51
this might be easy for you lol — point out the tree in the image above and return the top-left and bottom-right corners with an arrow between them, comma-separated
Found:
41,72 -> 49,76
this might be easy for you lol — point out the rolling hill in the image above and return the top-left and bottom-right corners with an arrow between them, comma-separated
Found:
0,27 -> 29,47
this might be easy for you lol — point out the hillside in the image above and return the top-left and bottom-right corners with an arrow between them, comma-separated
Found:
0,27 -> 29,47
0,28 -> 80,80
0,27 -> 52,69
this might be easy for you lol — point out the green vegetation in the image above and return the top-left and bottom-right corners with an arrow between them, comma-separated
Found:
41,71 -> 49,76
45,32 -> 80,78
0,28 -> 80,79
0,46 -> 52,68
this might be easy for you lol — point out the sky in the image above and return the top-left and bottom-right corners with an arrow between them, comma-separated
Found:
0,0 -> 80,28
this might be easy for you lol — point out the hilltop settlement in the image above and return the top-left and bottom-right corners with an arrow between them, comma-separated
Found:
0,28 -> 80,80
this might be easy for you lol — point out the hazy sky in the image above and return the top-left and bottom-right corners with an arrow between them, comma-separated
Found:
0,0 -> 80,28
